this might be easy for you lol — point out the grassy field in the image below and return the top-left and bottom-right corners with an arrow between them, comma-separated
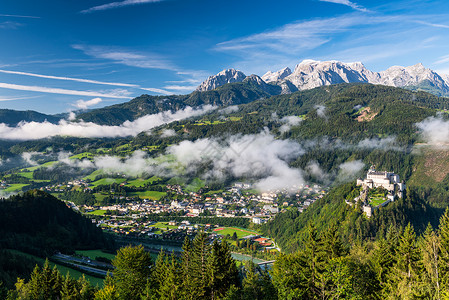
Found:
185,178 -> 205,193
213,227 -> 259,238
93,193 -> 109,202
8,250 -> 104,287
3,184 -> 28,192
18,171 -> 34,179
90,178 -> 126,187
127,176 -> 161,187
370,197 -> 386,207
130,190 -> 166,200
75,249 -> 116,261
70,152 -> 95,160
83,170 -> 104,181
87,210 -> 108,216
150,222 -> 179,230
23,161 -> 57,172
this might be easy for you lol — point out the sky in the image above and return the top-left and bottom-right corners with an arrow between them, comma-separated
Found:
1,0 -> 449,114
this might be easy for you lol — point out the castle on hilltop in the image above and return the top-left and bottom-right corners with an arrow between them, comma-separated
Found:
356,165 -> 406,199
351,165 -> 406,217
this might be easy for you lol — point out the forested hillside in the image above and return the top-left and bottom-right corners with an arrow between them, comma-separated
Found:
0,190 -> 112,288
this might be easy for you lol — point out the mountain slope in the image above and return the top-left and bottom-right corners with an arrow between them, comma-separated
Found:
76,82 -> 272,125
0,109 -> 61,126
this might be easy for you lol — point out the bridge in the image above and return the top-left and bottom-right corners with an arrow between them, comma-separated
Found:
257,260 -> 276,267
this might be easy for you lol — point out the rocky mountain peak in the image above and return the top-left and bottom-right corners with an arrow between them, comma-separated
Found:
261,67 -> 292,83
196,60 -> 449,97
196,68 -> 246,92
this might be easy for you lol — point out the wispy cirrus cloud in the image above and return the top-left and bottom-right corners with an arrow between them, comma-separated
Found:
0,21 -> 23,29
415,20 -> 449,29
163,85 -> 197,92
0,82 -> 132,99
72,44 -> 177,71
319,0 -> 368,12
0,69 -> 139,87
0,95 -> 40,102
0,14 -> 40,19
214,14 -> 373,73
141,87 -> 173,95
81,0 -> 164,14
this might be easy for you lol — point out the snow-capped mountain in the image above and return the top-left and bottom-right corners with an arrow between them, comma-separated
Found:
261,67 -> 292,83
196,69 -> 246,92
197,60 -> 449,96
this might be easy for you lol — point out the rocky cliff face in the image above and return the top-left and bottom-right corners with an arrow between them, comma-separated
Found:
197,60 -> 449,96
196,69 -> 246,92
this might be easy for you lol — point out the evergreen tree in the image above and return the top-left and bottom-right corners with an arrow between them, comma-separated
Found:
302,223 -> 325,298
241,261 -> 276,300
389,223 -> 420,299
158,253 -> 181,300
186,232 -> 211,299
322,224 -> 345,260
271,252 -> 307,299
94,273 -> 118,300
60,272 -> 79,299
208,240 -> 239,299
419,224 -> 441,300
112,245 -> 152,300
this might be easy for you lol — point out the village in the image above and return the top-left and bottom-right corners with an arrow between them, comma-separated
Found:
40,179 -> 327,256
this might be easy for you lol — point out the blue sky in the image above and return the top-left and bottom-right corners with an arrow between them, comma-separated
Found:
1,0 -> 449,114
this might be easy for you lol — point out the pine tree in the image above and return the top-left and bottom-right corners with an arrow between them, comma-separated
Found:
112,245 -> 152,300
186,232 -> 211,299
60,272 -> 79,299
302,223 -> 325,298
158,253 -> 181,300
95,273 -> 118,300
271,252 -> 307,299
208,240 -> 239,299
419,224 -> 441,300
438,208 -> 449,297
322,224 -> 345,260
241,261 -> 276,300
389,223 -> 420,299
151,249 -> 168,296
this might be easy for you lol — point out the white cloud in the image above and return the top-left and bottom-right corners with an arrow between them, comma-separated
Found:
434,54 -> 449,65
219,106 -> 239,114
415,20 -> 449,29
73,98 -> 103,110
160,128 -> 176,138
357,136 -> 400,150
0,21 -> 23,29
168,132 -> 306,192
0,105 -> 216,140
315,105 -> 327,119
21,152 -> 39,166
163,85 -> 198,92
416,115 -> 449,146
0,82 -> 132,99
141,87 -> 173,95
57,152 -> 95,169
0,69 -> 139,87
73,44 -> 177,71
0,95 -> 40,102
0,14 -> 40,19
81,0 -> 163,13
319,0 -> 368,12
338,160 -> 365,181
279,115 -> 302,133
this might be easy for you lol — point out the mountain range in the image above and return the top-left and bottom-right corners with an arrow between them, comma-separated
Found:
196,60 -> 449,96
